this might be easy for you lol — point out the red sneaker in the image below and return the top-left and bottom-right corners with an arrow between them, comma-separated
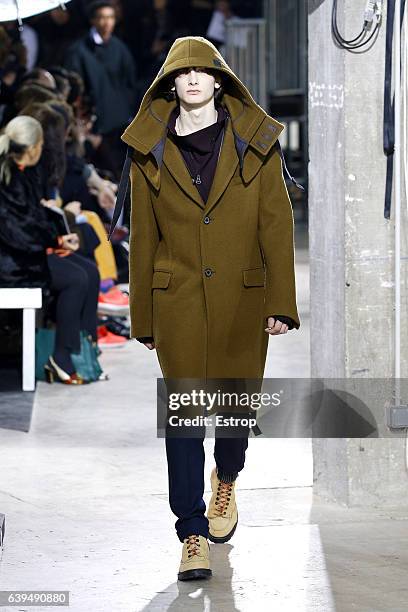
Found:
98,286 -> 129,315
97,325 -> 127,348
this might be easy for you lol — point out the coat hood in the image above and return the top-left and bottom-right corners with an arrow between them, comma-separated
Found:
108,36 -> 305,241
121,36 -> 285,171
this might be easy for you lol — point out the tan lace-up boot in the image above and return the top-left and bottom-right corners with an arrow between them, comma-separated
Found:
207,467 -> 238,543
178,534 -> 212,581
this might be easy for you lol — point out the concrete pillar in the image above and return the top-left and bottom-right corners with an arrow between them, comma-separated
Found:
0,513 -> 4,551
308,0 -> 408,506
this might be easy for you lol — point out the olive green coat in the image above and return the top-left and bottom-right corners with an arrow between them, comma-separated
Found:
120,36 -> 300,379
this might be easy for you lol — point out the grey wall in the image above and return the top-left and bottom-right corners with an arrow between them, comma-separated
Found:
308,0 -> 408,506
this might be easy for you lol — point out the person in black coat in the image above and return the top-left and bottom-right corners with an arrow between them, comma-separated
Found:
63,1 -> 138,179
0,115 -> 100,384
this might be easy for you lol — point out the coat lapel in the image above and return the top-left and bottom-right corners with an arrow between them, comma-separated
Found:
203,116 -> 239,216
163,135 -> 205,209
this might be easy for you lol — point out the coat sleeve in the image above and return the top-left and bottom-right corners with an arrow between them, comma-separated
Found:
128,158 -> 160,339
63,43 -> 84,81
258,145 -> 300,329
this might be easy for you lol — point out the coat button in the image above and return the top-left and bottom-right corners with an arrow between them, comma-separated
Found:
203,216 -> 211,224
204,268 -> 213,277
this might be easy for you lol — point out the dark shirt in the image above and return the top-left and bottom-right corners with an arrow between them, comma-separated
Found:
166,103 -> 227,203
136,104 -> 295,343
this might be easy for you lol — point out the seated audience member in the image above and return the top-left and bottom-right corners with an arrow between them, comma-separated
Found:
0,115 -> 105,384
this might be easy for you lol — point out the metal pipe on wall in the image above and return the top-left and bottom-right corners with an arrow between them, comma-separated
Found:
394,0 -> 401,394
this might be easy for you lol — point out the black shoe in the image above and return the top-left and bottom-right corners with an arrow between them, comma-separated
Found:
105,319 -> 130,338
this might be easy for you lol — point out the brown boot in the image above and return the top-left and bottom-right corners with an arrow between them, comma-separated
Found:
207,468 -> 238,543
178,534 -> 212,581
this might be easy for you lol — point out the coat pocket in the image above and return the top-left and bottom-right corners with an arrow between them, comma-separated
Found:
242,267 -> 265,287
152,270 -> 172,289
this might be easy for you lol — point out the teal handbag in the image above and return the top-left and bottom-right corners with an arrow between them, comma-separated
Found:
35,328 -> 103,382
71,331 -> 103,381
35,328 -> 55,381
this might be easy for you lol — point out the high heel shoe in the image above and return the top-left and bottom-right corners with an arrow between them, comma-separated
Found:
44,355 -> 88,385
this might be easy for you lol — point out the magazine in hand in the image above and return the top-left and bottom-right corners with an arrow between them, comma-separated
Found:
44,205 -> 71,235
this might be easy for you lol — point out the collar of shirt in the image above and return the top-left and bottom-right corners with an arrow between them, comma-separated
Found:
90,26 -> 105,46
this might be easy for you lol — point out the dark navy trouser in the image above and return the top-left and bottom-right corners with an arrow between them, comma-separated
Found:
165,432 -> 248,542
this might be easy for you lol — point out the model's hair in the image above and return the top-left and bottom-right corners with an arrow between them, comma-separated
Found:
64,70 -> 85,105
48,65 -> 70,80
87,0 -> 115,20
19,102 -> 70,189
20,68 -> 56,89
14,83 -> 58,112
159,68 -> 224,103
0,115 -> 43,186
48,66 -> 71,98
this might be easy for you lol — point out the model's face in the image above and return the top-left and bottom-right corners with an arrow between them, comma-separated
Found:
92,7 -> 116,38
174,67 -> 219,106
27,137 -> 44,166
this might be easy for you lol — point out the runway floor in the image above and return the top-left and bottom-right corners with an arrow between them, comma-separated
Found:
0,227 -> 407,611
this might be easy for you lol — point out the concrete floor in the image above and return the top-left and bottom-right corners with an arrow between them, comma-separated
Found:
1,225 -> 408,611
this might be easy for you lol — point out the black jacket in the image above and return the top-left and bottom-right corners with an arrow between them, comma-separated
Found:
0,158 -> 59,289
64,32 -> 138,135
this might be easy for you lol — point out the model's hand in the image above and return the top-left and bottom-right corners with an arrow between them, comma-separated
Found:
64,201 -> 82,216
87,133 -> 103,149
143,341 -> 155,350
90,181 -> 117,210
61,233 -> 80,251
265,317 -> 288,335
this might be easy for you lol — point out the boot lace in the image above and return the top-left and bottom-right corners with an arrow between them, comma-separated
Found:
185,535 -> 201,558
214,480 -> 233,516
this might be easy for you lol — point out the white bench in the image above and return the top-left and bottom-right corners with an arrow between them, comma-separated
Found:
0,288 -> 42,391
